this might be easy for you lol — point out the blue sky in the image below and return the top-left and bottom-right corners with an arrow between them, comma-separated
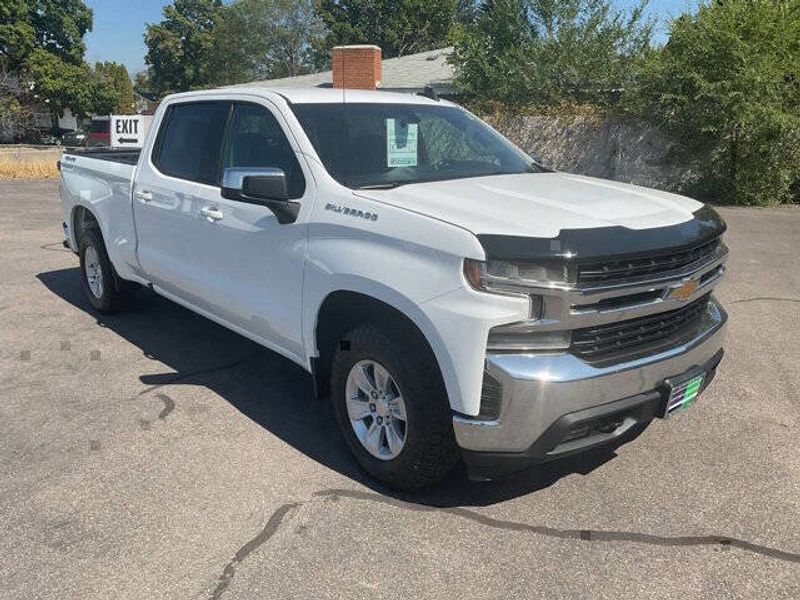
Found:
84,0 -> 700,77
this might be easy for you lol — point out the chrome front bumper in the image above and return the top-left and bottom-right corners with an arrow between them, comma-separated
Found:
453,297 -> 727,454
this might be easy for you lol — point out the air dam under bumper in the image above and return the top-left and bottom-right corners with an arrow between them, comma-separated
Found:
454,298 -> 727,478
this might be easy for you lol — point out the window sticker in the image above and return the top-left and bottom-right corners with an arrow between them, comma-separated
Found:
386,118 -> 418,167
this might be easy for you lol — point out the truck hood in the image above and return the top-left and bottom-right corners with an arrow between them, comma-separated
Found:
355,172 -> 704,240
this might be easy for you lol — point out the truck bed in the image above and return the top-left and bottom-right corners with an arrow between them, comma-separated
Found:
65,147 -> 141,165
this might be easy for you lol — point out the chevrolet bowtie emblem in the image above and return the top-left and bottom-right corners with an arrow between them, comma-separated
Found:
671,278 -> 698,301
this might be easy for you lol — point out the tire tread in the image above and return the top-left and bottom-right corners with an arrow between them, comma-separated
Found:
331,324 -> 459,490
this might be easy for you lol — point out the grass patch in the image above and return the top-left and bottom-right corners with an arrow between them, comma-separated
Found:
0,158 -> 60,179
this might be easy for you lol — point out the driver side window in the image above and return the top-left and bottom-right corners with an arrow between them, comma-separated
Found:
221,103 -> 306,199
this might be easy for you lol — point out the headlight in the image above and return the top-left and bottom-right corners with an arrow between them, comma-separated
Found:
464,258 -> 568,294
464,258 -> 544,318
464,258 -> 571,352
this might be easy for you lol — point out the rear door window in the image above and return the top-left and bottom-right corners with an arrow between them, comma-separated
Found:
153,101 -> 230,185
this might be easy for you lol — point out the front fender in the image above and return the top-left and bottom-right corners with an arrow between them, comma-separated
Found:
302,218 -> 527,415
305,273 -> 466,410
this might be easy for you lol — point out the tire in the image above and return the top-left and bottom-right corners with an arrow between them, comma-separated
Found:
331,324 -> 460,490
78,228 -> 135,313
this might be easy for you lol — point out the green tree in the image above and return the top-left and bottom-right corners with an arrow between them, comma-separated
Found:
450,0 -> 651,108
28,0 -> 93,65
1,0 -> 92,70
1,56 -> 35,139
210,0 -> 325,85
25,47 -> 95,116
0,0 -> 35,68
144,0 -> 223,94
313,0 -> 457,64
455,0 -> 480,24
636,0 -> 800,205
133,71 -> 151,92
93,62 -> 135,114
1,0 -> 100,119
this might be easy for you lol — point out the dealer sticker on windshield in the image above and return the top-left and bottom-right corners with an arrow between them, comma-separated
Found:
664,373 -> 705,417
386,118 -> 418,167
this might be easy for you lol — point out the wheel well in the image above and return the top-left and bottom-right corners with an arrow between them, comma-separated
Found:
313,291 -> 439,399
72,205 -> 101,245
71,206 -> 129,294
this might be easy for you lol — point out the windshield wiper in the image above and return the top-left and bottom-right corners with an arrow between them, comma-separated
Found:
353,168 -> 540,190
354,181 -> 411,190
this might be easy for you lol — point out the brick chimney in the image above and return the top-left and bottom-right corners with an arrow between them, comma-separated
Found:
332,45 -> 382,90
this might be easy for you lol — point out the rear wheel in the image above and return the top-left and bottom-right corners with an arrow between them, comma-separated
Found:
331,324 -> 459,490
79,228 -> 135,313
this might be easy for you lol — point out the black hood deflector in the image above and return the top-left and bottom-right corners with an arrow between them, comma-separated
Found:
477,205 -> 726,262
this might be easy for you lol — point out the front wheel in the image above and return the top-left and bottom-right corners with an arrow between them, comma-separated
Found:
331,324 -> 459,490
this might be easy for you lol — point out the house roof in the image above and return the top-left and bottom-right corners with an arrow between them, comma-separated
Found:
238,47 -> 456,94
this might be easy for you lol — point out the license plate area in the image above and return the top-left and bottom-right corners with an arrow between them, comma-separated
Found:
663,372 -> 705,417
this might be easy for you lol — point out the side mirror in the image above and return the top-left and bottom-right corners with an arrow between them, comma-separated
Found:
221,167 -> 299,224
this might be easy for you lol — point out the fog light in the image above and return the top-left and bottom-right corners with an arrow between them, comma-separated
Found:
478,371 -> 503,420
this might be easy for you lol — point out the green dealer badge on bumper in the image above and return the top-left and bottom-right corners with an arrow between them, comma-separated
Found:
664,373 -> 705,417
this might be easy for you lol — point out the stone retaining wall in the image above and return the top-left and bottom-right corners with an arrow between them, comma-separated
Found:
488,114 -> 691,192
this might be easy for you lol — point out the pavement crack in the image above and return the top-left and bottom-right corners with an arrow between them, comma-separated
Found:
136,354 -> 257,398
40,242 -> 71,252
313,488 -> 800,564
730,296 -> 800,305
155,393 -> 175,420
209,503 -> 299,600
130,355 -> 255,431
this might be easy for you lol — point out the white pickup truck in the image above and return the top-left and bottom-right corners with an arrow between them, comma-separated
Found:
59,87 -> 728,489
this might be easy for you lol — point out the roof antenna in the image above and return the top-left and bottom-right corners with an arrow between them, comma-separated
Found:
340,47 -> 347,105
418,85 -> 439,102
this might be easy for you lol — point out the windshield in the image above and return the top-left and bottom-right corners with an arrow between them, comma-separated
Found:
290,103 -> 543,189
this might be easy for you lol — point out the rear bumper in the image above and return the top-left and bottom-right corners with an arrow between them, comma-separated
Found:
453,298 -> 727,477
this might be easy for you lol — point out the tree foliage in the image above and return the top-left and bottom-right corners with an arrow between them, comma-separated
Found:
0,0 -> 109,118
451,0 -> 652,108
24,47 -> 94,115
636,0 -> 800,205
0,0 -> 35,68
210,0 -> 325,85
1,57 -> 35,140
93,62 -> 136,114
0,0 -> 92,69
133,71 -> 152,92
144,0 -> 223,94
28,0 -> 93,65
313,0 -> 457,63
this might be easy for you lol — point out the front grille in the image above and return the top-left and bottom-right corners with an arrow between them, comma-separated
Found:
572,294 -> 711,365
577,238 -> 720,285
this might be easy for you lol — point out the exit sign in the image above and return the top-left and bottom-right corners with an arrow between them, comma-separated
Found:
110,115 -> 153,148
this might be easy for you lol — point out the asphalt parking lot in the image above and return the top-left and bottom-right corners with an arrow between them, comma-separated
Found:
1,179 -> 799,599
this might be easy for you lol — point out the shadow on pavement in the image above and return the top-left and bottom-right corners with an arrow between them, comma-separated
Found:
37,267 -> 641,508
